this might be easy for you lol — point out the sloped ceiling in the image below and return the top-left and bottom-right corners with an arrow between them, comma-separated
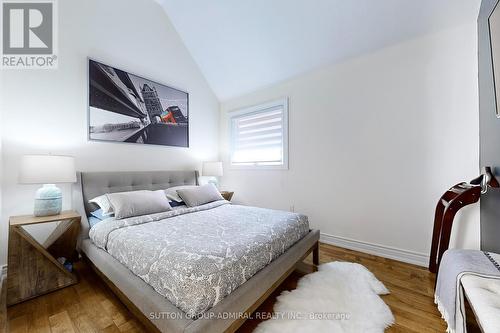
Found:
158,0 -> 480,101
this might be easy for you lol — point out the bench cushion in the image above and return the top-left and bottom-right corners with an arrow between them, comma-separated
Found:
462,275 -> 500,333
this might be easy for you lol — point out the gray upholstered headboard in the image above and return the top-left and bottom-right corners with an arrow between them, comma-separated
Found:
73,170 -> 199,242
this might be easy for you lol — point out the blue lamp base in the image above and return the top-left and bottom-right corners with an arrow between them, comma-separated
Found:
207,177 -> 219,189
34,184 -> 62,217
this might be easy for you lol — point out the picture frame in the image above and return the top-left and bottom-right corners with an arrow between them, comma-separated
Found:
488,0 -> 500,118
88,59 -> 189,147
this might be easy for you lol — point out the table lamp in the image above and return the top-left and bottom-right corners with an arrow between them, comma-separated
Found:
19,155 -> 76,217
202,161 -> 223,188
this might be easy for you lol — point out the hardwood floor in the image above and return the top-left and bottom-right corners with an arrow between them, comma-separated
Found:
239,244 -> 447,333
1,243 -> 447,332
317,245 -> 446,333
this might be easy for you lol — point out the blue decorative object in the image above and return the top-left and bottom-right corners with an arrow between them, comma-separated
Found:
57,256 -> 73,272
64,261 -> 73,273
34,184 -> 62,217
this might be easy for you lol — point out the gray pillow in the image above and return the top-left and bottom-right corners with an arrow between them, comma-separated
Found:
106,190 -> 172,219
176,184 -> 224,207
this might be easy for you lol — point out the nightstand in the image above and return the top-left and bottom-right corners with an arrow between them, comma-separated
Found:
7,210 -> 81,306
220,191 -> 234,201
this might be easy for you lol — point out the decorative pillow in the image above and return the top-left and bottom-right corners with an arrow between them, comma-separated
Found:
88,216 -> 102,229
165,185 -> 198,202
106,190 -> 172,219
176,183 -> 224,207
90,208 -> 114,220
89,195 -> 114,216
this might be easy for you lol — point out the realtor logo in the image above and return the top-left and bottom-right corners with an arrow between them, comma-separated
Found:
1,0 -> 58,69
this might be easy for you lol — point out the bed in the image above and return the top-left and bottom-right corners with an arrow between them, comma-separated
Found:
73,170 -> 320,333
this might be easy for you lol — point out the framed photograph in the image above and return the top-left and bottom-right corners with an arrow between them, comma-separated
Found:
88,59 -> 189,147
489,1 -> 500,118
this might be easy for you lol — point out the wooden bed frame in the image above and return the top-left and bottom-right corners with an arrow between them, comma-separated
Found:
83,240 -> 319,333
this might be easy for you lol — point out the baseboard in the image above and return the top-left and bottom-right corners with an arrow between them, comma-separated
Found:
320,233 -> 429,267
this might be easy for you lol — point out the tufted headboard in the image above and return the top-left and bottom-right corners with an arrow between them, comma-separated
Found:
73,170 -> 199,242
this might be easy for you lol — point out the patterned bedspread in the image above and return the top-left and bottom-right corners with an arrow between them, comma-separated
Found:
89,201 -> 309,317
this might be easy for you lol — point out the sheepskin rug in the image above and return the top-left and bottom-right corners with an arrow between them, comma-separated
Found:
254,262 -> 394,333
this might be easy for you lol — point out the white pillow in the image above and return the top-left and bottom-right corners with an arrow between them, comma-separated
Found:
89,195 -> 114,216
165,185 -> 198,202
176,184 -> 224,207
106,190 -> 172,219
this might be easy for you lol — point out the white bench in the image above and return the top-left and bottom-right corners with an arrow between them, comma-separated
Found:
462,275 -> 500,332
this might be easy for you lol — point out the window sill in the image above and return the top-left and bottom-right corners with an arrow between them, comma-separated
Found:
228,164 -> 289,171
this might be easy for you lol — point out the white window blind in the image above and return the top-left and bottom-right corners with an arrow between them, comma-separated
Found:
230,98 -> 288,168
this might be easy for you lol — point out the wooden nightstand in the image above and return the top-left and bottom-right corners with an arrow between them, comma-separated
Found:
7,210 -> 81,306
220,191 -> 234,201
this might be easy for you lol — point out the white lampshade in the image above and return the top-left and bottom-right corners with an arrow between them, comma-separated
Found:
202,161 -> 223,177
19,155 -> 76,184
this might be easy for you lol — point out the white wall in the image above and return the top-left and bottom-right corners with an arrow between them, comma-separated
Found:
220,23 -> 479,264
0,73 -> 3,268
0,0 -> 219,266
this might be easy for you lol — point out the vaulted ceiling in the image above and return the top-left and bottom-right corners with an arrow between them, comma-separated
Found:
157,0 -> 480,101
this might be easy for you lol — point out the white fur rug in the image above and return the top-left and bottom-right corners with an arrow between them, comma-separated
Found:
254,262 -> 394,333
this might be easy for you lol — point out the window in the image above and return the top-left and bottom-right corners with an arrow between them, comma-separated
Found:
229,98 -> 288,169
